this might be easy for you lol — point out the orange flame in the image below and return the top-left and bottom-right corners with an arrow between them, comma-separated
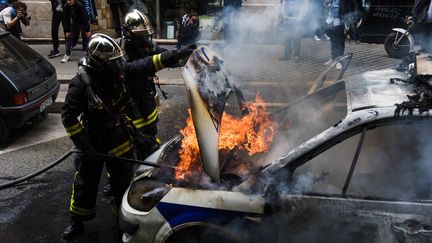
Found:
175,95 -> 276,180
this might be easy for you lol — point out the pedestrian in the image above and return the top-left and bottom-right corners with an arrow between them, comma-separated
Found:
61,33 -> 194,240
412,0 -> 432,52
279,0 -> 310,62
107,0 -> 128,38
61,0 -> 91,63
344,0 -> 363,42
71,0 -> 97,49
323,0 -> 349,69
176,8 -> 200,50
0,1 -> 30,40
311,0 -> 330,41
48,0 -> 66,58
223,0 -> 242,42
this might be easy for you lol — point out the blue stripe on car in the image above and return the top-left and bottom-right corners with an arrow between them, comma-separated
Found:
156,202 -> 261,228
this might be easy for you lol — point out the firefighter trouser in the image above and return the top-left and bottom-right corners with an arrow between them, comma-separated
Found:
69,150 -> 134,221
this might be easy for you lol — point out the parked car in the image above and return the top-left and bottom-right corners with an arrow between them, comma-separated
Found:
120,47 -> 432,243
0,31 -> 59,144
360,0 -> 414,43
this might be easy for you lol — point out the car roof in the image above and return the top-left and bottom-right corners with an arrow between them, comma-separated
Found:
345,69 -> 414,112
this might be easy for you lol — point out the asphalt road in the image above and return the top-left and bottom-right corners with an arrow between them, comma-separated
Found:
0,40 -> 400,242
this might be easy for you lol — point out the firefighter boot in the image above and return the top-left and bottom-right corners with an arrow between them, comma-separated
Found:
62,220 -> 84,240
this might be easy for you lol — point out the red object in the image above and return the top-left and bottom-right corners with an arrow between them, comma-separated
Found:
13,92 -> 28,105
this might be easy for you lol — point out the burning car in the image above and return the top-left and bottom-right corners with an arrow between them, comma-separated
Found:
120,47 -> 432,243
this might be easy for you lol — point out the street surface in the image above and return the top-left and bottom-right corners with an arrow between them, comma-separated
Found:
0,39 -> 400,242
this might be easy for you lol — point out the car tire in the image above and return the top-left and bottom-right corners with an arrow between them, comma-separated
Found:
0,117 -> 9,145
384,32 -> 410,59
165,226 -> 241,243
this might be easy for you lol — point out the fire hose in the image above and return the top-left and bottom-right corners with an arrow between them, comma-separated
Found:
0,149 -> 175,190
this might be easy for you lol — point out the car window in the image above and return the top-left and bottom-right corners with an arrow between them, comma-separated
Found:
271,82 -> 348,155
291,133 -> 361,195
0,34 -> 41,78
347,122 -> 432,201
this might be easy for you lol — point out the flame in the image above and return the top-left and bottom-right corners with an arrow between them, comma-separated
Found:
175,95 -> 276,180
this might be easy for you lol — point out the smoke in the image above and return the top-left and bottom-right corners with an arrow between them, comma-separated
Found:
415,30 -> 432,54
200,0 -> 323,48
246,116 -> 432,242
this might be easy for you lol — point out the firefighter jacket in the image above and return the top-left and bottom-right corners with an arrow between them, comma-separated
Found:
62,53 -> 186,155
120,38 -> 167,132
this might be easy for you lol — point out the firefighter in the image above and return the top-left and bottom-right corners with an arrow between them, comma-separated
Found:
119,9 -> 164,161
119,9 -> 195,159
61,33 -> 194,240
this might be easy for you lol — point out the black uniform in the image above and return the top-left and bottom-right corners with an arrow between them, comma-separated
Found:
120,36 -> 168,158
62,55 -> 168,221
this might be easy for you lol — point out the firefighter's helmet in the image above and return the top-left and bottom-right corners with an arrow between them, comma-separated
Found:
87,33 -> 126,69
124,9 -> 154,37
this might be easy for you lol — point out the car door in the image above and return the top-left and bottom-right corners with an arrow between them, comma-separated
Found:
271,120 -> 432,243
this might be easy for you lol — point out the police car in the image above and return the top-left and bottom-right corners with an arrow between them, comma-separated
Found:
120,47 -> 432,243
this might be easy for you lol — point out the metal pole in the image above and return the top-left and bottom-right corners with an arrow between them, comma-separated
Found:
156,0 -> 160,38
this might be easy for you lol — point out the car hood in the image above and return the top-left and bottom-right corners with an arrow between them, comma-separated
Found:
181,46 -> 246,183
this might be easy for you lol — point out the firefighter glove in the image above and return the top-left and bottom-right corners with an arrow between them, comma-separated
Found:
177,44 -> 197,59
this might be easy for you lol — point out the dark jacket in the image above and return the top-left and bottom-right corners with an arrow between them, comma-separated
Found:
61,56 -> 158,154
121,38 -> 167,132
177,14 -> 200,45
413,0 -> 431,22
50,0 -> 66,12
63,0 -> 90,32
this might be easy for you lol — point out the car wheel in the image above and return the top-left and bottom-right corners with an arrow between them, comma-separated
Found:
384,32 -> 410,59
0,117 -> 9,145
165,226 -> 241,243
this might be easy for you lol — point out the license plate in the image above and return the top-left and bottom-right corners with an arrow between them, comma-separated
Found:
39,97 -> 53,112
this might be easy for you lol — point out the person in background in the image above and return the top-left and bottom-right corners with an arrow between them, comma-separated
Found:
412,0 -> 432,52
61,0 -> 91,63
311,0 -> 330,41
108,0 -> 128,38
223,0 -> 242,42
0,0 -> 9,11
279,0 -> 310,62
48,0 -> 65,58
176,8 -> 200,50
344,0 -> 363,42
70,0 -> 97,51
0,1 -> 30,40
323,0 -> 347,69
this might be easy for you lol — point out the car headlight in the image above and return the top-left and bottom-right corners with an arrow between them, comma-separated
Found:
127,179 -> 171,211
